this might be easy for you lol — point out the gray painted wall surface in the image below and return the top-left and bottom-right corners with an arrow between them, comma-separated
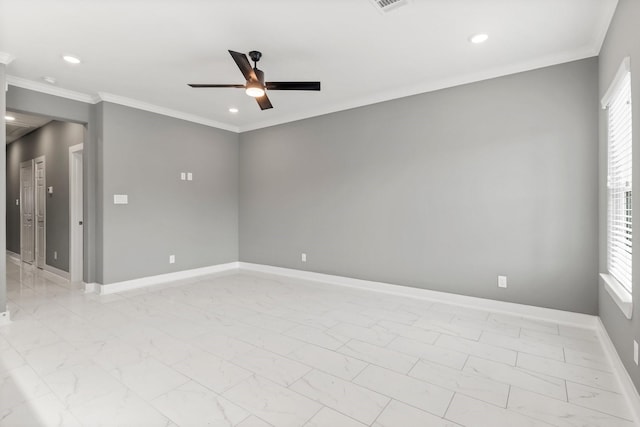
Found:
100,102 -> 239,284
6,87 -> 97,283
5,120 -> 84,272
1,64 -> 7,312
598,0 -> 640,391
240,58 -> 599,314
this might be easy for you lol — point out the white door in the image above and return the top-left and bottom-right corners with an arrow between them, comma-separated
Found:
35,157 -> 46,269
69,145 -> 83,282
20,160 -> 35,264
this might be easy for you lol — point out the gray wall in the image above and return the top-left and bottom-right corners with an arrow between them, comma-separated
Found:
240,58 -> 599,315
99,102 -> 239,284
5,120 -> 84,272
598,0 -> 640,391
1,64 -> 7,313
6,86 -> 98,283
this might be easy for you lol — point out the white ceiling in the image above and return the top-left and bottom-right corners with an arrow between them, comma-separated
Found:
1,0 -> 617,132
5,111 -> 51,144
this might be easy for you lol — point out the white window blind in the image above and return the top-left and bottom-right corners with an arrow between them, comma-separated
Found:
607,71 -> 633,294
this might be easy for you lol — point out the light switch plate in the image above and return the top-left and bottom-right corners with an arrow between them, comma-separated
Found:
301,253 -> 307,262
113,194 -> 128,204
180,172 -> 186,180
169,255 -> 175,264
187,172 -> 193,181
498,275 -> 507,288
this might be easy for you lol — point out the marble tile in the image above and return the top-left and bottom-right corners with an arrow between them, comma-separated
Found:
375,319 -> 440,344
373,400 -> 462,427
192,331 -> 256,360
77,338 -> 147,371
360,307 -> 419,325
559,325 -> 600,342
451,316 -> 520,338
152,380 -> 249,427
288,343 -> 367,380
464,356 -> 567,401
488,314 -> 559,335
171,349 -> 252,393
213,323 -> 306,356
110,358 -> 190,400
435,334 -> 517,365
223,375 -> 322,427
21,341 -> 87,376
328,323 -> 397,347
322,310 -> 378,327
0,393 -> 81,427
517,353 -> 619,392
0,365 -> 52,411
284,324 -> 349,350
412,317 -> 483,341
42,361 -> 124,407
520,329 -> 605,355
445,393 -> 554,427
387,336 -> 468,370
304,407 -> 367,427
353,365 -> 453,417
480,331 -> 564,361
410,359 -> 509,407
291,370 -> 389,425
567,381 -> 634,421
237,416 -> 274,427
508,387 -> 636,427
338,339 -> 418,373
0,346 -> 26,375
564,348 -> 613,373
70,387 -> 173,427
232,347 -> 312,386
429,303 -> 490,321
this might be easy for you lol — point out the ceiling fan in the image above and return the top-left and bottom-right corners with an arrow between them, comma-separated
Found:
188,50 -> 321,110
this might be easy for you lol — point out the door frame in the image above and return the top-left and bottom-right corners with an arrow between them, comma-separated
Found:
69,143 -> 83,282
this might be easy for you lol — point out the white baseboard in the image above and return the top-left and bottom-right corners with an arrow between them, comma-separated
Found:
238,262 -> 598,329
98,262 -> 240,295
596,318 -> 640,424
43,264 -> 71,280
0,311 -> 10,326
6,251 -> 21,265
84,282 -> 98,294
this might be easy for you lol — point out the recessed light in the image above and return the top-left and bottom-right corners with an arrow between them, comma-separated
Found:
63,55 -> 81,64
5,115 -> 16,121
470,33 -> 489,44
43,76 -> 57,84
228,108 -> 239,113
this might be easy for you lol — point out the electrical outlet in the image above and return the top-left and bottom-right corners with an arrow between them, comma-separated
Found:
15,199 -> 19,206
187,172 -> 193,181
498,275 -> 507,288
54,251 -> 57,260
169,254 -> 175,264
634,340 -> 638,365
301,253 -> 307,262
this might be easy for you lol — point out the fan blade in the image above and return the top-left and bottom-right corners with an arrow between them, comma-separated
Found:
188,84 -> 245,88
265,81 -> 321,91
229,50 -> 258,82
256,94 -> 273,110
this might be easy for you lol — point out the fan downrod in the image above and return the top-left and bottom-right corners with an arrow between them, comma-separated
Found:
248,51 -> 262,66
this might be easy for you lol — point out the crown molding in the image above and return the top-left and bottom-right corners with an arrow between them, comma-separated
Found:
7,75 -> 98,103
0,52 -> 16,65
97,92 -> 238,133
239,47 -> 597,132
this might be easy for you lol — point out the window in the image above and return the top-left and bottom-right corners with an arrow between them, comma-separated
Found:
604,58 -> 633,296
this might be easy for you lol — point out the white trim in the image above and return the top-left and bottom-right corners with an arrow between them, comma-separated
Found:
98,262 -> 240,295
6,250 -> 21,265
84,282 -> 98,294
601,273 -> 633,319
596,318 -> 640,425
601,57 -> 631,109
43,264 -> 70,280
97,92 -> 239,133
238,263 -> 598,329
7,75 -> 98,104
0,311 -> 11,326
0,52 -> 15,65
69,144 -> 83,283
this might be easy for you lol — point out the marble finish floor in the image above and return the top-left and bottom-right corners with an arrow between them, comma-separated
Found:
1,260 -> 636,426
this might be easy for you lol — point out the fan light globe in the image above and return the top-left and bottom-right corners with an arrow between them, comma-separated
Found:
245,81 -> 265,98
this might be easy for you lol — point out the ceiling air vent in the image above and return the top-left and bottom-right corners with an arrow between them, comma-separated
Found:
370,0 -> 410,13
